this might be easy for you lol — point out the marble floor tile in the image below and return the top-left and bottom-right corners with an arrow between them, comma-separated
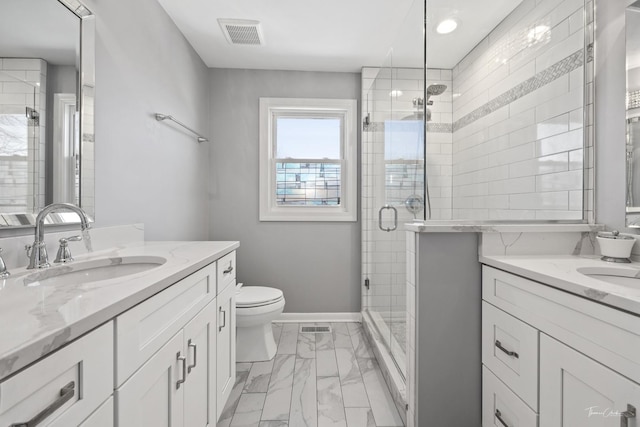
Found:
244,360 -> 275,393
218,366 -> 252,427
231,393 -> 266,427
317,349 -> 339,377
316,331 -> 335,350
335,347 -> 370,408
318,376 -> 347,427
357,358 -> 403,427
332,323 -> 353,349
227,323 -> 404,427
277,323 -> 299,355
262,355 -> 295,421
350,328 -> 375,359
290,358 -> 318,427
259,422 -> 288,427
345,408 -> 376,427
297,333 -> 316,359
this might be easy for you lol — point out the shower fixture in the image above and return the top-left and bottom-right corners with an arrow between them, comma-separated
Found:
402,84 -> 447,121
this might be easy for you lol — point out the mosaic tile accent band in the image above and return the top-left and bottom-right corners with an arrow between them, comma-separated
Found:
363,122 -> 452,133
453,49 -> 585,132
426,123 -> 452,133
629,90 -> 640,110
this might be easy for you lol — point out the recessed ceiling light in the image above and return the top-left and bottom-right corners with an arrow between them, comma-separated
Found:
436,19 -> 458,35
389,90 -> 404,98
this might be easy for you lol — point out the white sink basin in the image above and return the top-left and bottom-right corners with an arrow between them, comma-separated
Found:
577,266 -> 640,287
23,256 -> 167,287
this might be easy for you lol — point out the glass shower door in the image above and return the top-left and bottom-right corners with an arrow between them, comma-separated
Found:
362,52 -> 424,378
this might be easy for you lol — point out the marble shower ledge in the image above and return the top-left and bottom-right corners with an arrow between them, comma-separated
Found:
0,240 -> 239,381
481,254 -> 640,317
405,221 -> 602,233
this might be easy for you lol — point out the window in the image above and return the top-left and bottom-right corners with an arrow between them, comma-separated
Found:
259,98 -> 357,221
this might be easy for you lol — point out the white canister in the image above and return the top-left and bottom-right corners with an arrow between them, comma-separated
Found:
597,231 -> 636,261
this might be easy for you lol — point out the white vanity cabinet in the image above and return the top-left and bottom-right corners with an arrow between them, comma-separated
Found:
115,252 -> 237,427
214,250 -> 237,418
0,322 -> 113,427
482,265 -> 640,427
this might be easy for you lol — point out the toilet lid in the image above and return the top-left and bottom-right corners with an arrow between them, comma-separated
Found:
236,286 -> 284,307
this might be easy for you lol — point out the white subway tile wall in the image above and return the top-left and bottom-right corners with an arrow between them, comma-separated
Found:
451,0 -> 591,220
0,58 -> 46,214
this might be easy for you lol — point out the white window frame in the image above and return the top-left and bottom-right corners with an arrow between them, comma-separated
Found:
259,97 -> 358,222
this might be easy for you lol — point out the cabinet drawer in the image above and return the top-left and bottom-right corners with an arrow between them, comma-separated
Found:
116,262 -> 216,386
483,367 -> 538,427
0,322 -> 113,427
483,265 -> 640,384
217,251 -> 236,292
483,302 -> 538,410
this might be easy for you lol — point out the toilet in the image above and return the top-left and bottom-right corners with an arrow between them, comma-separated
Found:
235,284 -> 285,362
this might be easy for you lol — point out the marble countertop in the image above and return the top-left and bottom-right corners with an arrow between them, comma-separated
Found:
405,221 -> 602,233
0,240 -> 239,381
481,254 -> 640,316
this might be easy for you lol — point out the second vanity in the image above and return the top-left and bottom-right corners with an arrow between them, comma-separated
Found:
480,255 -> 640,427
0,240 -> 239,426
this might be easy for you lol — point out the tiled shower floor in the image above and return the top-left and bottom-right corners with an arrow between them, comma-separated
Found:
218,322 -> 405,427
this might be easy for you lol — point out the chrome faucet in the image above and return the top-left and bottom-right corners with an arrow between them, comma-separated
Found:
27,203 -> 91,270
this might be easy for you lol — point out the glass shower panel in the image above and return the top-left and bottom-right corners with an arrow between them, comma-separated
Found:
363,52 -> 425,378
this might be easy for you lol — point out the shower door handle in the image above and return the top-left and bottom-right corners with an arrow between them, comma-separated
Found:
378,205 -> 398,232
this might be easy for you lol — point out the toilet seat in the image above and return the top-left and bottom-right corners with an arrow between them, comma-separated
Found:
237,286 -> 284,308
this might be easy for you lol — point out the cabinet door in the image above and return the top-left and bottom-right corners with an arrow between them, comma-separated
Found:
79,397 -> 113,427
116,331 -> 185,427
216,282 -> 236,419
540,334 -> 640,427
184,299 -> 217,427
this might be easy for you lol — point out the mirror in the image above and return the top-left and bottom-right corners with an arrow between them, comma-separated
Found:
0,0 -> 94,228
627,1 -> 640,226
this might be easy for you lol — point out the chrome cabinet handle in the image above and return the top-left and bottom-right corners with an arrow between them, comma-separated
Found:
176,352 -> 187,389
378,205 -> 398,232
11,381 -> 75,427
495,340 -> 519,359
621,404 -> 636,427
223,265 -> 234,275
495,409 -> 510,427
187,339 -> 197,373
219,307 -> 226,332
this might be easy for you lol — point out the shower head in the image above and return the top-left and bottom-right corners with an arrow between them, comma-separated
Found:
426,84 -> 447,98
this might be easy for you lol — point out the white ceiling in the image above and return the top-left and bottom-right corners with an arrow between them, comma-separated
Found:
0,0 -> 79,66
158,0 -> 523,72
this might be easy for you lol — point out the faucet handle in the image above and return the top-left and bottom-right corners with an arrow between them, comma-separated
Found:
0,248 -> 9,278
54,236 -> 82,264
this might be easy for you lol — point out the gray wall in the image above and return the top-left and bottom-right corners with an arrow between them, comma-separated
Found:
209,69 -> 361,313
416,232 -> 481,427
595,0 -> 631,231
82,0 -> 211,240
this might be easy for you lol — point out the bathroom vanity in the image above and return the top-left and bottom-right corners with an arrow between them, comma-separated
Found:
481,256 -> 640,427
0,241 -> 238,426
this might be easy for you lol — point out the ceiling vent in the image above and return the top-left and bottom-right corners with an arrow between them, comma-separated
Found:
218,19 -> 265,46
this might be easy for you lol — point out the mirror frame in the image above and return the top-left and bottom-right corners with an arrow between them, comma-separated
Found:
626,0 -> 640,227
0,0 -> 95,229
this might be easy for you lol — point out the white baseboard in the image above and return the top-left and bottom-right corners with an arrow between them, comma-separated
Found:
276,312 -> 362,323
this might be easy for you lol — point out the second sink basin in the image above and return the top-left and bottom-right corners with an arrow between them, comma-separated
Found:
23,256 -> 167,287
577,266 -> 640,288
